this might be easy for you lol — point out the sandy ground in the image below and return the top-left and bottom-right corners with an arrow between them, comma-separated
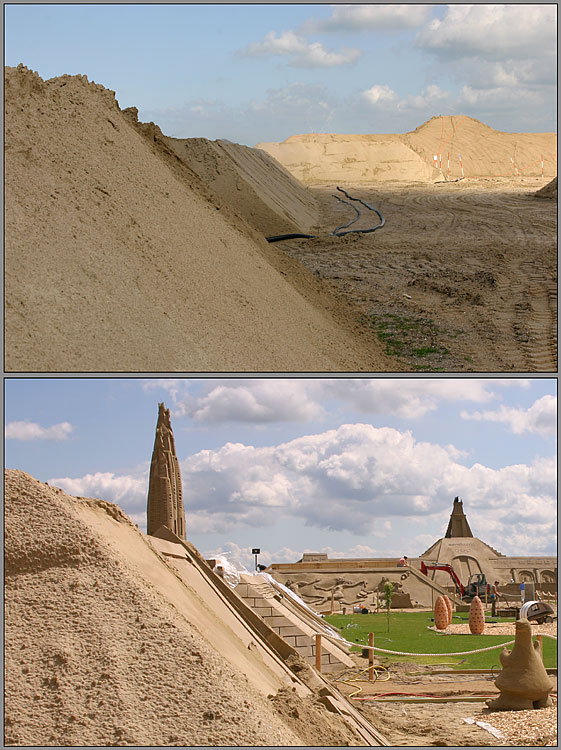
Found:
4,469 -> 371,747
273,178 -> 557,372
4,65 -> 392,373
332,659 -> 557,746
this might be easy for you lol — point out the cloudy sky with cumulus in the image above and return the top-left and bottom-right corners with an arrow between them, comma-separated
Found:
5,378 -> 556,570
5,4 -> 556,144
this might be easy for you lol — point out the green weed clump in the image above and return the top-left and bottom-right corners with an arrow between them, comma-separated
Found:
325,611 -> 557,670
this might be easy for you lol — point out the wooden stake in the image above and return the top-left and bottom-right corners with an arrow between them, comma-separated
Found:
368,633 -> 374,681
315,634 -> 322,673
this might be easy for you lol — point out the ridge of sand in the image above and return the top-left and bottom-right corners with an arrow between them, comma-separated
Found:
5,469 -> 367,747
163,135 -> 319,236
5,65 -> 391,372
535,176 -> 557,199
256,115 -> 557,185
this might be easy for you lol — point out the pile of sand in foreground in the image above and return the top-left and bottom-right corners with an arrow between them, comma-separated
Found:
4,469 -> 365,747
164,135 -> 318,237
535,176 -> 557,199
257,115 -> 557,184
5,65 -> 387,372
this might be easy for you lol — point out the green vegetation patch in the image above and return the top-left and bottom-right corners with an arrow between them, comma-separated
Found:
368,313 -> 450,364
325,612 -> 557,670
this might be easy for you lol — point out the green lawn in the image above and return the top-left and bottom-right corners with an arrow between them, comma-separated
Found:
325,611 -> 557,670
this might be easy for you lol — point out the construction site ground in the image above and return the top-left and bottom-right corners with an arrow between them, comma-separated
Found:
275,177 -> 557,373
328,657 -> 558,746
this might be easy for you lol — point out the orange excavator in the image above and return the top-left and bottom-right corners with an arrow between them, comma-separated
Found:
420,561 -> 490,601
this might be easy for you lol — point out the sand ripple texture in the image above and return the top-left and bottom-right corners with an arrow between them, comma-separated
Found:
5,64 -> 388,372
4,469 -> 364,747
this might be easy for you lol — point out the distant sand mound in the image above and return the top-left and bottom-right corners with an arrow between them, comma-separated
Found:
4,469 -> 369,747
5,65 -> 387,372
257,116 -> 557,185
257,132 -> 436,184
164,136 -> 318,236
535,176 -> 557,199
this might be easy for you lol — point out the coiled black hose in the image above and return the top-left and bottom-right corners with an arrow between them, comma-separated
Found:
266,186 -> 385,243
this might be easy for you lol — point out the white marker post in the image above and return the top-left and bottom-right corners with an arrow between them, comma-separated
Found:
458,153 -> 464,178
434,154 -> 438,170
447,152 -> 450,179
541,155 -> 545,179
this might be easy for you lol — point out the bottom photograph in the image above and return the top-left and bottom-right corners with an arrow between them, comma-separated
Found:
4,377 -> 557,747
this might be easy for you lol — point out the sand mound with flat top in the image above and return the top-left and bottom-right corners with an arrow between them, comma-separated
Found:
5,65 -> 388,372
257,115 -> 557,184
5,469 -> 368,746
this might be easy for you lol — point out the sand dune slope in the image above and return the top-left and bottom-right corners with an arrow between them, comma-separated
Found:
4,469 -> 367,747
257,116 -> 556,184
164,135 -> 318,236
5,65 -> 384,372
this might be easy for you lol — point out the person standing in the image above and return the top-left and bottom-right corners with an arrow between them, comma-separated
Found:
491,580 -> 501,616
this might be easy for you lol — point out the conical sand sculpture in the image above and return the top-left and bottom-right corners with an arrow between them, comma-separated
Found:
146,403 -> 186,540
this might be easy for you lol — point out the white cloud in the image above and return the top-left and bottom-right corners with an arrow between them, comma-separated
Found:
241,30 -> 360,68
461,395 -> 557,437
181,425 -> 556,550
307,4 -> 434,32
48,471 -> 148,511
177,379 -> 324,423
416,4 -> 556,61
398,84 -> 450,110
362,84 -> 399,106
158,377 -> 513,425
5,420 -> 74,441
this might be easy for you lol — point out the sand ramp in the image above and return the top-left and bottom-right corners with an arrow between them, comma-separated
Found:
164,135 -> 318,236
5,469 -> 387,746
5,65 -> 383,372
257,116 -> 557,184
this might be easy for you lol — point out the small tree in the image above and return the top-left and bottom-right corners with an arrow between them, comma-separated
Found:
384,581 -> 395,632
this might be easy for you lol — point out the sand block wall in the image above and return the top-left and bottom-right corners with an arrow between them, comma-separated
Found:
164,135 -> 319,236
257,116 -> 557,185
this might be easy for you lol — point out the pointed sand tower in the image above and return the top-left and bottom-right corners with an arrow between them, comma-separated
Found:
147,402 -> 186,540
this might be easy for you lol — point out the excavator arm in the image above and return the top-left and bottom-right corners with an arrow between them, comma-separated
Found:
420,561 -> 465,596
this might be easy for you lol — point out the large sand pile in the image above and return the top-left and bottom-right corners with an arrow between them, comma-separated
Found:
5,65 -> 388,372
164,135 -> 318,236
4,469 -> 369,746
257,115 -> 557,185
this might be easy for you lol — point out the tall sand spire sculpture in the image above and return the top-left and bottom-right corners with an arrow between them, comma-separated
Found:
147,402 -> 186,540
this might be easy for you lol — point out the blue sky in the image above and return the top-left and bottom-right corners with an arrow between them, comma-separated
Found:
4,4 -> 557,145
5,378 -> 557,568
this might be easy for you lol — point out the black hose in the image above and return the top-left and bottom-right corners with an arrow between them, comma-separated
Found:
265,233 -> 316,243
265,186 -> 385,243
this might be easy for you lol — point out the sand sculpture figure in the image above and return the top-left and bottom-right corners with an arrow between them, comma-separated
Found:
146,403 -> 186,540
285,578 -> 320,596
307,578 -> 369,606
486,619 -> 554,711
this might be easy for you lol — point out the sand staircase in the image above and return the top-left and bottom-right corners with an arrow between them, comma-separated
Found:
235,573 -> 355,674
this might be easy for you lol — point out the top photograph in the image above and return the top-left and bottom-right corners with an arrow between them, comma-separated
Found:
4,3 -> 557,373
